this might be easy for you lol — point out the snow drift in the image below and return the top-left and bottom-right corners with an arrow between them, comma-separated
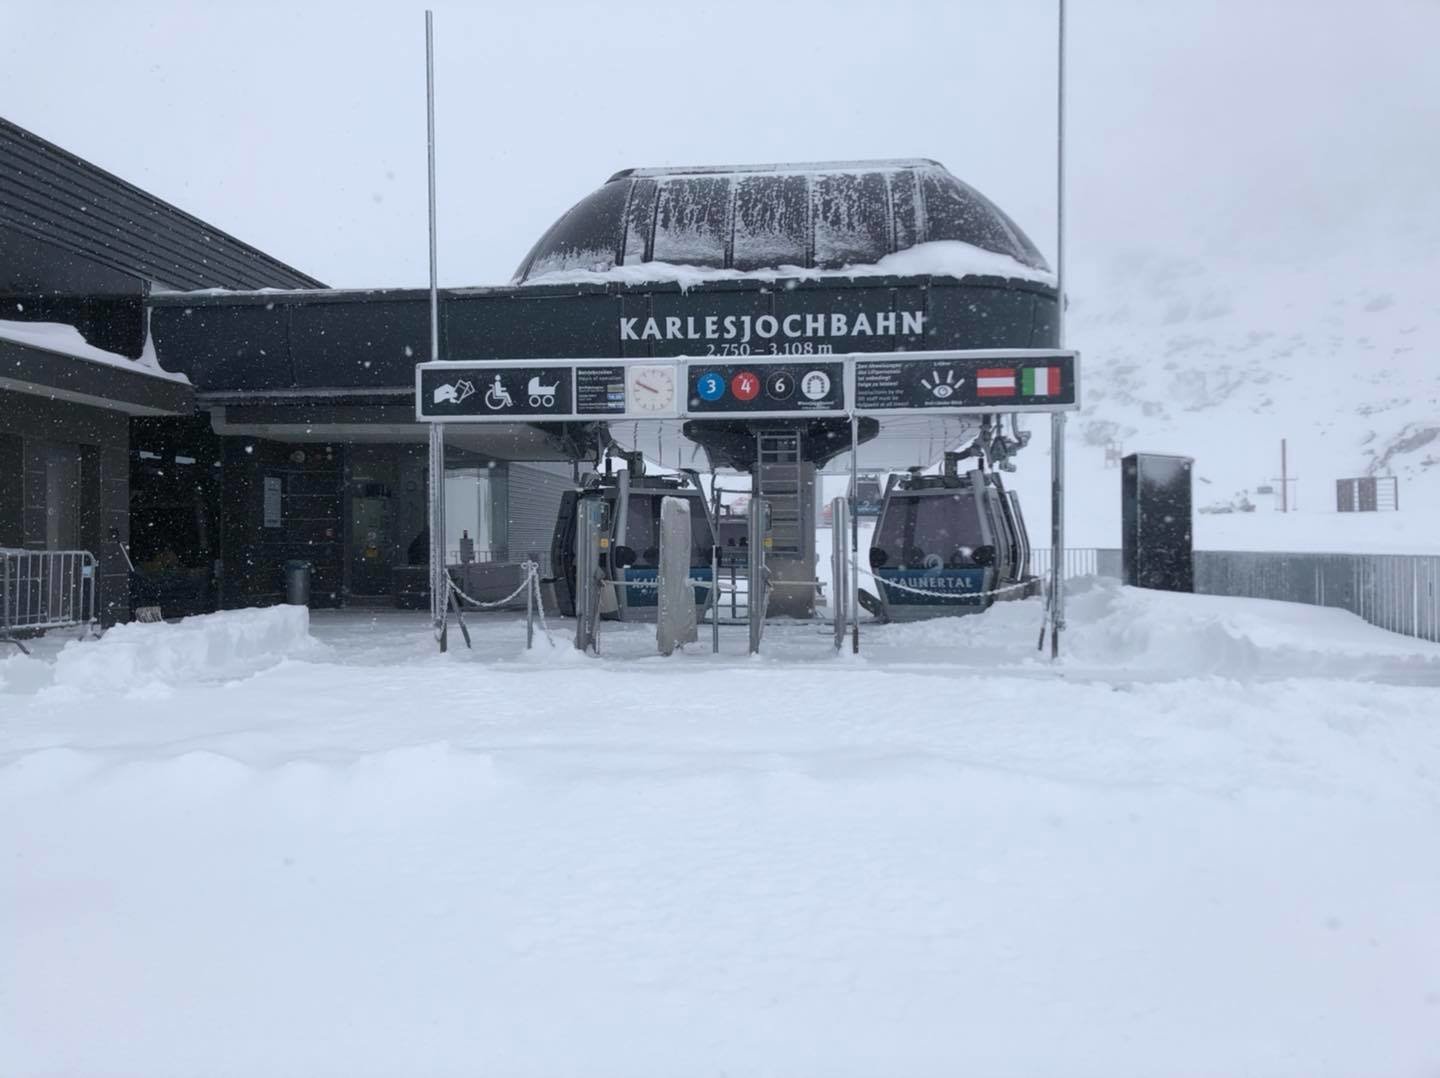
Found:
47,605 -> 319,696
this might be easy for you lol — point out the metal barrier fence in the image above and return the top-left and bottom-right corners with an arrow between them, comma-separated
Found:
1195,550 -> 1440,644
1029,546 -> 1122,581
1,548 -> 100,651
1030,545 -> 1440,645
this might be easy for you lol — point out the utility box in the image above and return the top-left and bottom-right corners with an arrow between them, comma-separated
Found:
1336,476 -> 1398,512
1122,453 -> 1194,592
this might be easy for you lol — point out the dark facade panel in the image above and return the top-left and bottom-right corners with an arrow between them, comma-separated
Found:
925,284 -> 1042,349
0,432 -> 21,546
1,223 -> 148,356
149,304 -> 294,391
443,291 -> 623,364
0,116 -> 324,291
219,439 -> 344,608
150,277 -> 1060,396
0,387 -> 132,623
289,298 -> 429,389
0,337 -> 194,416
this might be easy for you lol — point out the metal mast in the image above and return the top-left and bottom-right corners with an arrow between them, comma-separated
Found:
1047,0 -> 1068,660
425,9 -> 448,650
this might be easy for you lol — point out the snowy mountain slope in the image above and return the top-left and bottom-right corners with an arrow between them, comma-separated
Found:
1003,224 -> 1440,551
1074,247 -> 1438,490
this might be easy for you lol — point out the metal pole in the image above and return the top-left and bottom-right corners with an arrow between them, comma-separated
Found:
849,413 -> 860,654
1057,0 -> 1066,352
426,10 -> 439,365
1050,412 -> 1066,659
1049,0 -> 1067,660
429,424 -> 447,650
1280,438 -> 1288,513
526,562 -> 535,650
710,472 -> 721,653
424,10 -> 447,650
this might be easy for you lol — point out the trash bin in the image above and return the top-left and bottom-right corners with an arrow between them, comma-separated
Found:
284,560 -> 312,606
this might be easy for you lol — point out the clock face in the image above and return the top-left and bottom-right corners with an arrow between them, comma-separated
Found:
626,365 -> 677,414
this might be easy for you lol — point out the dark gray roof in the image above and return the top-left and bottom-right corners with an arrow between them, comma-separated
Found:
513,158 -> 1048,283
0,116 -> 325,291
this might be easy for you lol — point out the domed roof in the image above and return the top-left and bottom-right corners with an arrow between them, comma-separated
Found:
512,158 -> 1049,283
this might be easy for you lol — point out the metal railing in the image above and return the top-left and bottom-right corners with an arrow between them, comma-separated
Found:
1029,546 -> 1122,581
446,546 -> 501,565
1195,550 -> 1440,644
1,548 -> 100,652
1030,545 -> 1440,644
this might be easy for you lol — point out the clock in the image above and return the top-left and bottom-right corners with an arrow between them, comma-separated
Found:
626,364 -> 677,415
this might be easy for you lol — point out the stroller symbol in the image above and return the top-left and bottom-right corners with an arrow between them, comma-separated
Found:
527,376 -> 559,408
484,375 -> 513,410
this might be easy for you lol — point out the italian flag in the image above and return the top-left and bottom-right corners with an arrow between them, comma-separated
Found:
975,368 -> 1016,397
1022,366 -> 1061,396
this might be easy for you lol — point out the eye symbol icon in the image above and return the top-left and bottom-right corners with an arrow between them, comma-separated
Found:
920,368 -> 962,400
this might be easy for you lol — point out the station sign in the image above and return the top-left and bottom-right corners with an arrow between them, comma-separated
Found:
418,350 -> 1077,422
853,351 -> 1077,414
683,359 -> 847,418
416,360 -> 683,422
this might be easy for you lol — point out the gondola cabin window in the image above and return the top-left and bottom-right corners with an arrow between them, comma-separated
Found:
621,494 -> 715,569
872,491 -> 985,571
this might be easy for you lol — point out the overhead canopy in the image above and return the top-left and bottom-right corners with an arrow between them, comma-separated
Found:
513,158 -> 1049,282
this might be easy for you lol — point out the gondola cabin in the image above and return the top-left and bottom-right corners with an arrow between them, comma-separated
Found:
865,463 -> 1037,621
550,464 -> 715,622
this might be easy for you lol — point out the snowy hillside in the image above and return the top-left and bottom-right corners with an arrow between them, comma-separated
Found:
1003,224 -> 1440,552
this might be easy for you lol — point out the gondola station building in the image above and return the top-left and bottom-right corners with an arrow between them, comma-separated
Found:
1,114 -> 1061,626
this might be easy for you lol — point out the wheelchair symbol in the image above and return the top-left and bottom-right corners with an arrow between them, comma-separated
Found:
484,375 -> 513,410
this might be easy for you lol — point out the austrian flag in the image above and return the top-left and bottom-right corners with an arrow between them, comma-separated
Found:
1022,366 -> 1062,396
975,368 -> 1017,397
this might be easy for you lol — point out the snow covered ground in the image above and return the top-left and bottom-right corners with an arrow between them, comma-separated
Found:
4,589 -> 1440,1076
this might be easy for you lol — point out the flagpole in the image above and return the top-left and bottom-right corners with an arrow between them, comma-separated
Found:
425,9 -> 448,651
1048,0 -> 1067,659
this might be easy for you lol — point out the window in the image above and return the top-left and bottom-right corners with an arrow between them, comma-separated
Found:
41,443 -> 82,550
872,491 -> 985,569
622,493 -> 714,568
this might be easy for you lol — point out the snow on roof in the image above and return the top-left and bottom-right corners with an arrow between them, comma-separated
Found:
0,318 -> 190,384
518,240 -> 1056,292
613,158 -> 943,181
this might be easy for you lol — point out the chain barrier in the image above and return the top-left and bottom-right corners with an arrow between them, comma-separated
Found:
446,561 -> 555,648
448,568 -> 535,609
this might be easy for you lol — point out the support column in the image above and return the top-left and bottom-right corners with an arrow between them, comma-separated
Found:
1049,410 -> 1065,658
849,413 -> 860,654
428,421 -> 447,650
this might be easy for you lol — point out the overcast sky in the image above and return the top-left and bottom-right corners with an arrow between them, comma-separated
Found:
4,0 -> 1437,289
